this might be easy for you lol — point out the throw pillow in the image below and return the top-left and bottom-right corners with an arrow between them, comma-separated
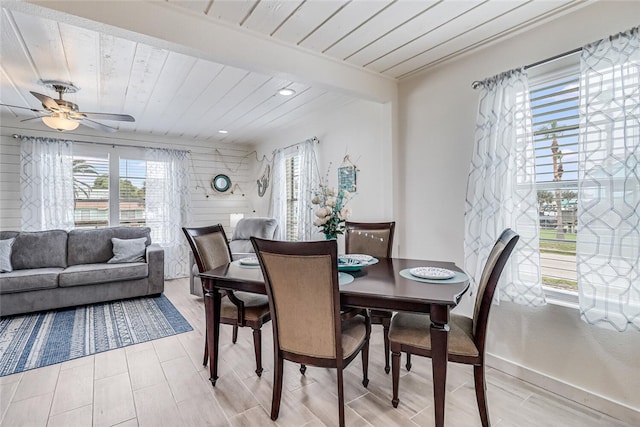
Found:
0,238 -> 16,273
108,237 -> 147,264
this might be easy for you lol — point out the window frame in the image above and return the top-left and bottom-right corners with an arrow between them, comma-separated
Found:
72,144 -> 147,229
527,52 -> 581,306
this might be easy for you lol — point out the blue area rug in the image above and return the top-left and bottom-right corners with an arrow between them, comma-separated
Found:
0,295 -> 192,377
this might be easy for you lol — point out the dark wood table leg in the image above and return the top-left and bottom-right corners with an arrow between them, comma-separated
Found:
430,304 -> 450,427
203,278 -> 222,386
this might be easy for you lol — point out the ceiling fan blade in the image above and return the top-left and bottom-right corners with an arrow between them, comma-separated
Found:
20,116 -> 46,123
80,118 -> 118,132
80,112 -> 135,122
30,91 -> 60,110
0,102 -> 47,114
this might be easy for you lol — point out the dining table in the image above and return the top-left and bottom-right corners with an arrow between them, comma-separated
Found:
199,256 -> 470,427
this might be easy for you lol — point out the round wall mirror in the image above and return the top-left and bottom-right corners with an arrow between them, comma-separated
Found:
212,174 -> 231,192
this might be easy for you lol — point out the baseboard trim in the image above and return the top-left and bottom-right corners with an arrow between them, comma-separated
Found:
486,353 -> 640,426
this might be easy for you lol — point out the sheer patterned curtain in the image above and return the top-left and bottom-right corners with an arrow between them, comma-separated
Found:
269,147 -> 287,240
20,136 -> 75,231
296,139 -> 319,240
464,69 -> 545,306
144,148 -> 192,279
577,26 -> 640,331
269,139 -> 319,241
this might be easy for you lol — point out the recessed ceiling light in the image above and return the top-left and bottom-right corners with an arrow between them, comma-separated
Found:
278,88 -> 295,96
218,129 -> 228,134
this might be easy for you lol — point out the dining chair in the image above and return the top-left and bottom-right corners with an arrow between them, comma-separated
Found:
251,237 -> 370,427
345,220 -> 396,373
388,228 -> 519,427
182,225 -> 271,377
188,217 -> 278,296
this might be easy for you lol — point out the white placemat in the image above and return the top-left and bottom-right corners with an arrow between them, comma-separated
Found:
232,260 -> 260,269
339,272 -> 354,285
399,268 -> 468,284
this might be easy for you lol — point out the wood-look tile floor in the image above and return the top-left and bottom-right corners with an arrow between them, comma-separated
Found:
0,278 -> 631,426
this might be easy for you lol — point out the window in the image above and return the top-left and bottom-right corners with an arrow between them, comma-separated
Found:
72,149 -> 147,229
285,154 -> 300,241
73,155 -> 110,229
530,59 -> 580,296
119,159 -> 146,227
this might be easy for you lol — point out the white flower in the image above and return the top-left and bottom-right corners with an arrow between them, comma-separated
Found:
311,196 -> 320,205
326,187 -> 336,197
342,190 -> 351,199
326,197 -> 336,207
315,207 -> 327,218
339,206 -> 352,220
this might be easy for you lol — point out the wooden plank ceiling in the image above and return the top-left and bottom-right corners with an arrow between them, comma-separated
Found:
0,0 -> 586,144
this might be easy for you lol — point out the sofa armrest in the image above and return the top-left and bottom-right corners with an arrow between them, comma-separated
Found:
146,244 -> 165,294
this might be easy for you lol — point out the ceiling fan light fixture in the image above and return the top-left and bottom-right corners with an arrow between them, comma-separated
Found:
278,88 -> 295,96
42,114 -> 79,131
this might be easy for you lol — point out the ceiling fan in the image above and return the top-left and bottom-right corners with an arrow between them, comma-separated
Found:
1,80 -> 135,132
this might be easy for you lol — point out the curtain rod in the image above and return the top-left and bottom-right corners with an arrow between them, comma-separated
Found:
471,47 -> 582,89
472,26 -> 638,89
273,136 -> 319,154
11,133 -> 191,153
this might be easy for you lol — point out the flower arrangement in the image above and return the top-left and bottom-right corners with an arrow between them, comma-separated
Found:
312,183 -> 352,239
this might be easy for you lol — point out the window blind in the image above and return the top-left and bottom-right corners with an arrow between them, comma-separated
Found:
530,74 -> 579,291
285,154 -> 300,241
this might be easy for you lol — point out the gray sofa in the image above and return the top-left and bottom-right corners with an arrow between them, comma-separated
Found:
0,227 -> 164,317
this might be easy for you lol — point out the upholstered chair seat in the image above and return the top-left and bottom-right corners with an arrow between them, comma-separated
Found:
219,293 -> 270,321
389,313 -> 479,358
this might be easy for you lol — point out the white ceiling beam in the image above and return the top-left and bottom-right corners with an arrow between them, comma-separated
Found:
12,0 -> 397,103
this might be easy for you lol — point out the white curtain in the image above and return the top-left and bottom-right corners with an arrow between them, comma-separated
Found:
296,139 -> 319,241
464,69 -> 545,306
577,26 -> 640,331
20,136 -> 75,231
269,139 -> 319,241
269,147 -> 287,240
144,148 -> 192,279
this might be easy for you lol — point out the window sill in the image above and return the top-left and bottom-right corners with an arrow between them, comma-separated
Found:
544,287 -> 579,309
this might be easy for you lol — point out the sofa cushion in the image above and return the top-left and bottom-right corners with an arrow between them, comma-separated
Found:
108,237 -> 147,263
0,238 -> 15,273
58,262 -> 148,287
0,268 -> 62,294
68,227 -> 151,265
0,232 -> 19,240
10,230 -> 68,270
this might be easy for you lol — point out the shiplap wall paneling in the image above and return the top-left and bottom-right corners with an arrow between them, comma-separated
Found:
0,125 -> 255,234
0,135 -> 21,230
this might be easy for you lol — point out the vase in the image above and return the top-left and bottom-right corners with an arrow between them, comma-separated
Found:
324,233 -> 337,240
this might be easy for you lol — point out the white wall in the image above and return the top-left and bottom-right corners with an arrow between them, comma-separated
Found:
398,1 -> 640,422
0,117 -> 254,239
249,98 -> 393,252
